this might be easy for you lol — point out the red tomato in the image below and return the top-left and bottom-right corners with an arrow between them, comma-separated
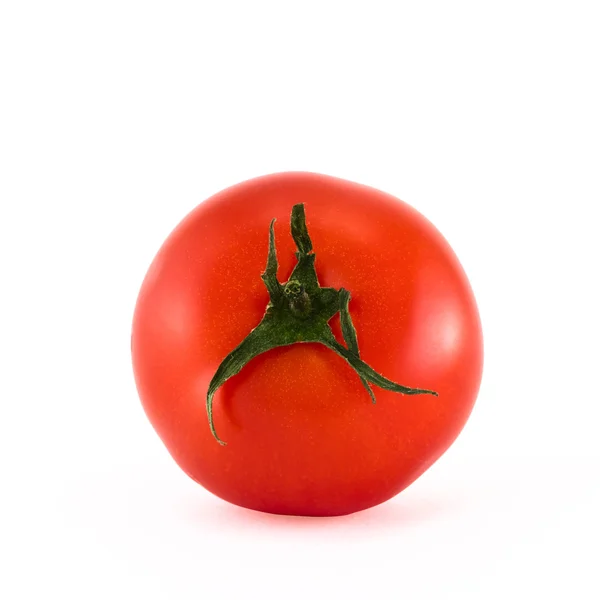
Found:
132,173 -> 483,517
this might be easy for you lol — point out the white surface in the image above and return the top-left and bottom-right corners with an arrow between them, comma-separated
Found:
1,1 -> 599,598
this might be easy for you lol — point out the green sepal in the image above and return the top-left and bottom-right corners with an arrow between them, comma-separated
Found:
206,203 -> 438,444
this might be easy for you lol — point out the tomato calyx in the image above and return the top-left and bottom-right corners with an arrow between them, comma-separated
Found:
206,204 -> 438,445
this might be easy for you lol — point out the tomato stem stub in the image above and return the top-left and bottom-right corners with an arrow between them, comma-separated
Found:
206,204 -> 438,445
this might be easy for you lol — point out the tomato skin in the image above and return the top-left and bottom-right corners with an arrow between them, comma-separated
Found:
132,172 -> 483,516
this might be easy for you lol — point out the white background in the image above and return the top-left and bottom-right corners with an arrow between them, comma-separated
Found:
1,1 -> 599,598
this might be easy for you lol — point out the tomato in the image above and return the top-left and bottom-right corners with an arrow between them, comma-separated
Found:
131,172 -> 483,517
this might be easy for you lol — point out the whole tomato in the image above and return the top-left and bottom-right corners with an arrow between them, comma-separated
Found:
132,173 -> 483,516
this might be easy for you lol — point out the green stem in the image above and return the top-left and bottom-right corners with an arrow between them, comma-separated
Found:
205,204 -> 438,445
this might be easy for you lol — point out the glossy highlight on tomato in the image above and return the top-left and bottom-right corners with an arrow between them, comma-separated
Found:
131,172 -> 483,517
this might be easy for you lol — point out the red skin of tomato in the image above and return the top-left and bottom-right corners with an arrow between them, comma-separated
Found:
131,173 -> 483,517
